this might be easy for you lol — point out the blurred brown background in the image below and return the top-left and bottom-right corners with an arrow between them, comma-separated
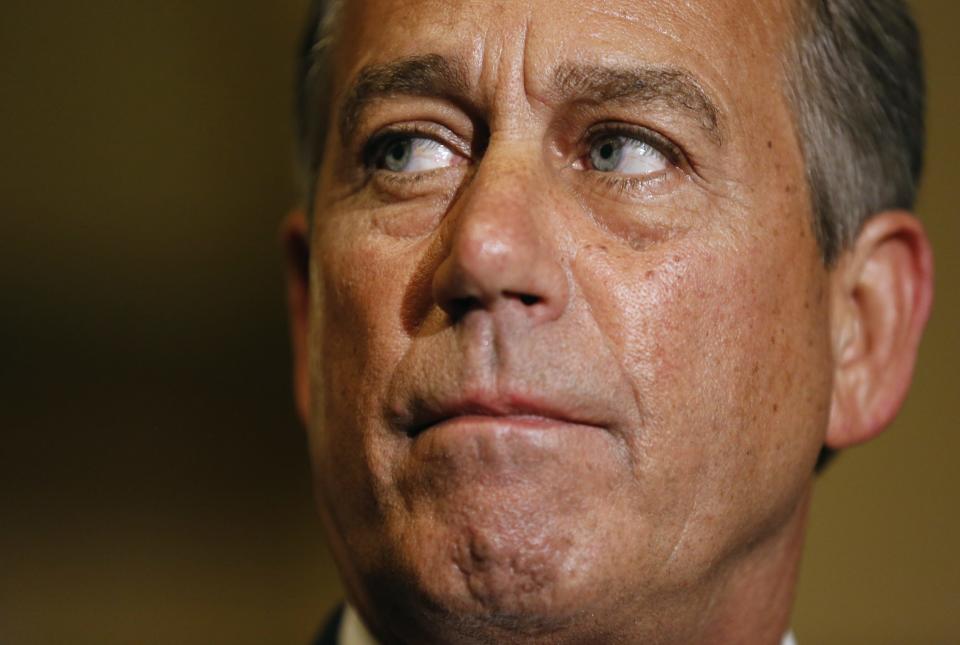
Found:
1,1 -> 956,643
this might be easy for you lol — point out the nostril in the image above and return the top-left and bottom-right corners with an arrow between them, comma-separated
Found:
507,291 -> 542,307
448,295 -> 481,319
442,292 -> 543,321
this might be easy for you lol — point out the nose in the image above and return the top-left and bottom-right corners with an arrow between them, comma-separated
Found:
432,155 -> 569,326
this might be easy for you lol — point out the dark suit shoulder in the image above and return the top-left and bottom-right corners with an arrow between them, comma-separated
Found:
313,604 -> 345,645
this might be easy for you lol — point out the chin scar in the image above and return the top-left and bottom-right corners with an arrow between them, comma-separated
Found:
450,527 -> 558,615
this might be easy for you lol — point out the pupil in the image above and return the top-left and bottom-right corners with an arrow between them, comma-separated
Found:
382,139 -> 410,171
601,143 -> 614,159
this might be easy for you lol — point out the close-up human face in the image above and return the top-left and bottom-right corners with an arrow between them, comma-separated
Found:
302,0 -> 834,642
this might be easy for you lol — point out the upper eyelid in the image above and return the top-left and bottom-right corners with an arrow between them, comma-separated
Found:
583,124 -> 683,165
362,126 -> 467,167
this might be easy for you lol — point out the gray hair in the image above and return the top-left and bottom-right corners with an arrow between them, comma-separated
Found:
295,0 -> 343,207
785,0 -> 925,265
295,0 -> 925,266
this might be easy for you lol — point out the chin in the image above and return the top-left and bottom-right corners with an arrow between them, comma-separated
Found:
359,493 -> 616,644
328,414 -> 806,645
339,420 -> 644,642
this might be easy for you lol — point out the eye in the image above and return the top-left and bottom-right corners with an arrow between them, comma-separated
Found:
373,135 -> 459,173
588,135 -> 669,176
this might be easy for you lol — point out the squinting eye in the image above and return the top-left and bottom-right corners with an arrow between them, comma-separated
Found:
375,136 -> 458,173
589,136 -> 669,175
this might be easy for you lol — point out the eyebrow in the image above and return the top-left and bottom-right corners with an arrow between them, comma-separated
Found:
338,54 -> 469,144
336,55 -> 723,145
553,63 -> 723,144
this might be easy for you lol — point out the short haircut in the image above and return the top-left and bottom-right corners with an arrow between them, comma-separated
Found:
295,0 -> 342,213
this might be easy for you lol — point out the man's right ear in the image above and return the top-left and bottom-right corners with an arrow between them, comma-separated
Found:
281,208 -> 311,425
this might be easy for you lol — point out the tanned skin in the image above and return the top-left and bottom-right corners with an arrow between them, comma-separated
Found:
284,1 -> 934,642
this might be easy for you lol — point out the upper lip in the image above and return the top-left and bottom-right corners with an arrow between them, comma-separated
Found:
399,390 -> 605,437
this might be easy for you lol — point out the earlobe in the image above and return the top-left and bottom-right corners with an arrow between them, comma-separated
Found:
826,211 -> 934,449
281,208 -> 312,425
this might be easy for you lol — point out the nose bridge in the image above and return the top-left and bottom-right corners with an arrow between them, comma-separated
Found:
432,142 -> 569,324
458,143 -> 540,244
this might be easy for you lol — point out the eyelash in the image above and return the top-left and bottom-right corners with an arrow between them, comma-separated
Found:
362,125 -> 464,175
583,123 -> 682,165
578,123 -> 685,194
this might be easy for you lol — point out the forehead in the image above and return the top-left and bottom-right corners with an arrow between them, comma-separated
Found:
332,0 -> 795,116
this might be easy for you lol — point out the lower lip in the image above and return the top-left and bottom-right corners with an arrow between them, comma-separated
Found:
406,415 -> 610,479
428,414 -> 585,430
413,415 -> 601,441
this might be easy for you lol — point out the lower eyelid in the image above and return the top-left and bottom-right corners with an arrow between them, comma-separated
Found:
586,168 -> 677,198
377,167 -> 442,183
369,165 -> 467,197
599,172 -> 657,188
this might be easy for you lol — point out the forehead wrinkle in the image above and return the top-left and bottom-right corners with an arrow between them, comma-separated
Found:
583,2 -> 685,47
337,54 -> 470,143
552,62 -> 724,145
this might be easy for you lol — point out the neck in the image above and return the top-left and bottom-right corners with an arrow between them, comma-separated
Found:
693,485 -> 812,645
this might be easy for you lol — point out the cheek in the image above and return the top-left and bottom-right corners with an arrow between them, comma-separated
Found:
307,222 -> 422,515
574,231 -> 831,549
312,221 -> 414,396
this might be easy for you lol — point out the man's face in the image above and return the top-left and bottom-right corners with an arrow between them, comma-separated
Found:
303,0 -> 833,641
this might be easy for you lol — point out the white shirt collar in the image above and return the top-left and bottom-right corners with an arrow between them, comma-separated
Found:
338,605 -> 379,645
338,605 -> 798,645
